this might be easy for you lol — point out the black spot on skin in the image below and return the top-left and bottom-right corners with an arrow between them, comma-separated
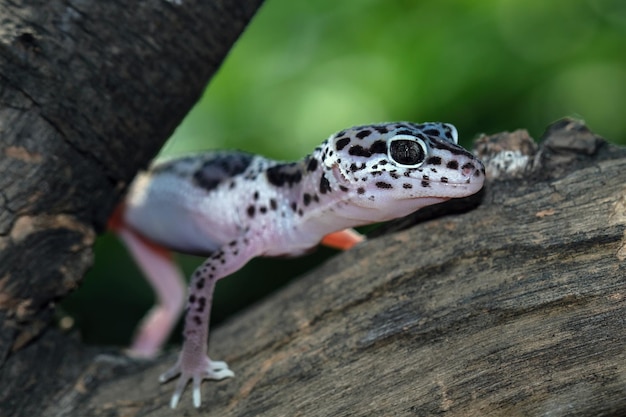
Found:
320,174 -> 331,194
441,177 -> 448,183
427,156 -> 442,166
474,170 -> 482,177
374,125 -> 389,134
303,193 -> 312,206
196,278 -> 205,290
185,152 -> 254,192
349,145 -> 371,157
421,180 -> 430,187
247,205 -> 255,217
390,172 -> 400,179
423,175 -> 430,180
253,191 -> 259,200
357,187 -> 365,194
260,206 -> 267,214
447,160 -> 459,170
403,183 -> 413,189
193,316 -> 202,325
189,295 -> 196,303
369,140 -> 387,155
379,160 -> 388,165
291,202 -> 297,212
270,199 -> 278,210
335,138 -> 350,151
376,181 -> 393,189
298,209 -> 303,216
313,194 -> 319,202
462,162 -> 476,172
394,129 -> 415,137
430,140 -> 475,158
229,240 -> 237,246
266,163 -> 303,188
356,129 -> 372,139
423,128 -> 441,137
430,168 -> 438,173
229,181 -> 236,189
339,185 -> 349,192
350,162 -> 366,172
307,157 -> 319,172
348,140 -> 389,157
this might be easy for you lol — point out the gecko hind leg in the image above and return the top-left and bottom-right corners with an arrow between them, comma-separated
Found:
116,227 -> 186,358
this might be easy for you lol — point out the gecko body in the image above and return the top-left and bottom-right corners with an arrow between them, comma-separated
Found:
115,122 -> 485,408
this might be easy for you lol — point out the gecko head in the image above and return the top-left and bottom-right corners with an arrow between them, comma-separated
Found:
323,122 -> 486,220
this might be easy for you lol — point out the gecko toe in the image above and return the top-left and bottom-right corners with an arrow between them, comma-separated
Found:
207,359 -> 234,379
170,391 -> 181,409
193,378 -> 203,408
169,373 -> 191,409
159,362 -> 181,383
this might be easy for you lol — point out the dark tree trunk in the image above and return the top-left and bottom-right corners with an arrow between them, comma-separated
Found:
0,0 -> 263,414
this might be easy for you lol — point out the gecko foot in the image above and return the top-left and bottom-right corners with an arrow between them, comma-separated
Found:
159,356 -> 234,408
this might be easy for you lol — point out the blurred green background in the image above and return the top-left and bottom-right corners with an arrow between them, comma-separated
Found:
61,0 -> 626,347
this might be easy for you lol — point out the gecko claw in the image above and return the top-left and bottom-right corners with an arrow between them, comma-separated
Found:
160,357 -> 234,408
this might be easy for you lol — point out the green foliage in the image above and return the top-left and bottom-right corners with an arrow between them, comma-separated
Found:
165,0 -> 626,160
62,0 -> 626,346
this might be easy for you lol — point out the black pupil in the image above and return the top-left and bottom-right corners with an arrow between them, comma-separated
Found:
389,140 -> 425,165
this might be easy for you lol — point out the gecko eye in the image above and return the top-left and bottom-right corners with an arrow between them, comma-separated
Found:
388,135 -> 427,167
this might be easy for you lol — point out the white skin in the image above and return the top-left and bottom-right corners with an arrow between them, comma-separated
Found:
114,122 -> 485,408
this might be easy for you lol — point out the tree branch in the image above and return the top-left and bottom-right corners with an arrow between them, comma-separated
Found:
0,0 -> 263,411
6,119 -> 625,416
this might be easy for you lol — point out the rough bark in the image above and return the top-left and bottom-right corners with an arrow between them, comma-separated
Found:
0,0 -> 263,414
4,119 -> 625,417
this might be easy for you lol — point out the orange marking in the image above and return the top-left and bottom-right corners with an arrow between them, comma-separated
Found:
320,229 -> 365,251
107,203 -> 125,231
108,203 -> 171,259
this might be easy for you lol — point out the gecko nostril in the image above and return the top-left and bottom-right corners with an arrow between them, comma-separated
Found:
461,162 -> 475,177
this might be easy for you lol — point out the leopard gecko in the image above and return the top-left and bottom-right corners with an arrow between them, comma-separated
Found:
109,121 -> 486,408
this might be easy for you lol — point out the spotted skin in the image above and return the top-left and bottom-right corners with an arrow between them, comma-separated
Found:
119,122 -> 485,408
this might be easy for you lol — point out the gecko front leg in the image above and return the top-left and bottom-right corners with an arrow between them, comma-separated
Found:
159,236 -> 258,409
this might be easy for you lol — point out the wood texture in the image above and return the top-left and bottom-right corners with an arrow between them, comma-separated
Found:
0,0 -> 263,415
6,120 -> 622,417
